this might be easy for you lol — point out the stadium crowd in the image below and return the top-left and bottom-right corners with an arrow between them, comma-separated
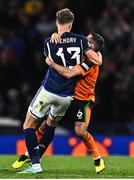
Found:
0,0 -> 134,134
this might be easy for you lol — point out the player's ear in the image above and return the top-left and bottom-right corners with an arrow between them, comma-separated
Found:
91,44 -> 95,49
68,22 -> 73,31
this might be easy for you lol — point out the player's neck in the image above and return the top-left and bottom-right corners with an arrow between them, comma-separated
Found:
57,26 -> 70,36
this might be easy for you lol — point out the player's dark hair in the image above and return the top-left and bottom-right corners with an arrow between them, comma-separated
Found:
91,33 -> 105,52
56,8 -> 74,25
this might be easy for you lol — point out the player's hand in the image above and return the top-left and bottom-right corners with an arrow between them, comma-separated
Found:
46,57 -> 54,66
50,32 -> 60,44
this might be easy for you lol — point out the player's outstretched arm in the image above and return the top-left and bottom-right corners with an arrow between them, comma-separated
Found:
46,57 -> 81,78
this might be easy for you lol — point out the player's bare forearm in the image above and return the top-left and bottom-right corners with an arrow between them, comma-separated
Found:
86,49 -> 102,65
46,57 -> 81,78
52,64 -> 74,78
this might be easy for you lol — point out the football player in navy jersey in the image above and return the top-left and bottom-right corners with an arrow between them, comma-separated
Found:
16,8 -> 102,174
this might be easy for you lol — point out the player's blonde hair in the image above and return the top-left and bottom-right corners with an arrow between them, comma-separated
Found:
56,8 -> 74,25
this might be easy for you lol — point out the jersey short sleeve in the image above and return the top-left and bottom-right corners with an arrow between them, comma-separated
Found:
80,35 -> 91,54
75,58 -> 95,76
44,39 -> 49,57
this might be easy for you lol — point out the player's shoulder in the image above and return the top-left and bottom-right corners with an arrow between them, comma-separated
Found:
74,33 -> 87,41
44,37 -> 51,44
62,32 -> 85,39
74,33 -> 89,46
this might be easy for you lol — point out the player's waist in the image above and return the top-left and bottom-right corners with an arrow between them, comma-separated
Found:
43,86 -> 74,97
74,89 -> 95,101
73,98 -> 94,108
74,95 -> 95,101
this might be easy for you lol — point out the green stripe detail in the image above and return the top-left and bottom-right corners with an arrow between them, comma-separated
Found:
84,103 -> 88,123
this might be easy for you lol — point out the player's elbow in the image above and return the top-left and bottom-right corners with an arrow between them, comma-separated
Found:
95,57 -> 103,66
98,59 -> 103,65
97,52 -> 103,65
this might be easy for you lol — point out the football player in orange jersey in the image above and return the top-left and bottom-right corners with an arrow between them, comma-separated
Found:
45,32 -> 105,173
12,33 -> 104,173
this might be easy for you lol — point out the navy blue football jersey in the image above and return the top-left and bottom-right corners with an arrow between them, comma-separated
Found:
42,32 -> 90,96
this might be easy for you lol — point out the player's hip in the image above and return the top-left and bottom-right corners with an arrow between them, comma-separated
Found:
68,98 -> 94,124
74,92 -> 95,102
28,86 -> 73,121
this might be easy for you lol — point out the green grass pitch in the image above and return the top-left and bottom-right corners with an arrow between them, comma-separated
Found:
0,155 -> 134,178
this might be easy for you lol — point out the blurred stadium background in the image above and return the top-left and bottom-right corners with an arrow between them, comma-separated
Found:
0,0 -> 134,156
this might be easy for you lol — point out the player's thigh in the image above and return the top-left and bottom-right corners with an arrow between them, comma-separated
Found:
75,121 -> 87,136
23,112 -> 37,129
71,98 -> 93,127
28,86 -> 53,120
46,116 -> 59,127
49,96 -> 73,122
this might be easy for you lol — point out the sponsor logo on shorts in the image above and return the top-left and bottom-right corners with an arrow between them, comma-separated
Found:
34,146 -> 39,150
77,109 -> 83,119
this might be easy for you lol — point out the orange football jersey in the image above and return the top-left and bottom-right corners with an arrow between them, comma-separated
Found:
74,64 -> 99,101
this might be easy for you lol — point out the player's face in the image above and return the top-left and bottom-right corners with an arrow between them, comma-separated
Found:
87,34 -> 93,40
86,34 -> 95,50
